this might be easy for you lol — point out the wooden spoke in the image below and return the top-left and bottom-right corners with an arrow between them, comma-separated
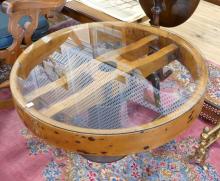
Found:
40,69 -> 120,117
95,35 -> 160,77
48,80 -> 125,117
25,75 -> 67,102
69,31 -> 83,49
24,63 -> 90,102
18,31 -> 70,79
18,29 -> 83,79
131,44 -> 178,77
96,35 -> 158,61
96,43 -> 178,77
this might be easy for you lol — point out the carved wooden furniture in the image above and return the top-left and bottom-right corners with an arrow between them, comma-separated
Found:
192,62 -> 219,168
10,22 -> 208,163
0,0 -> 65,108
192,123 -> 220,169
200,62 -> 220,124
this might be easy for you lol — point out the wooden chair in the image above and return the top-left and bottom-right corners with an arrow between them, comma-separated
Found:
0,0 -> 65,108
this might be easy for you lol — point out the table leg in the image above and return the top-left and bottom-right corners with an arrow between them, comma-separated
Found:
81,154 -> 126,163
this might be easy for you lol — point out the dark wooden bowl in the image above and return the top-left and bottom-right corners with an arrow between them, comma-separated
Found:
139,0 -> 200,27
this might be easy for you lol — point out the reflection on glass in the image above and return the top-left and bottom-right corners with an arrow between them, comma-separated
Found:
18,24 -> 196,129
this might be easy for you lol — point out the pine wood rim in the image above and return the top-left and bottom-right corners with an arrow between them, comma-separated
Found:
10,22 -> 208,135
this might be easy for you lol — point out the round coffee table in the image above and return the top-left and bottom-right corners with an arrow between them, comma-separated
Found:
10,22 -> 208,163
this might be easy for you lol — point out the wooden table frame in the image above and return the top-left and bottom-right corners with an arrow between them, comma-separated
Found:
10,22 -> 208,157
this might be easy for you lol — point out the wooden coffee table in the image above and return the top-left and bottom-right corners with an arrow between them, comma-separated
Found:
10,22 -> 208,163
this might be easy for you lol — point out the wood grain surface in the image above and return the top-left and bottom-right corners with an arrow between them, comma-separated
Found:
159,1 -> 220,65
64,1 -> 220,65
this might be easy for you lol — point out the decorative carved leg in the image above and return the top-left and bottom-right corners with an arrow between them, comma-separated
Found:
0,79 -> 14,109
192,127 -> 210,169
191,123 -> 220,170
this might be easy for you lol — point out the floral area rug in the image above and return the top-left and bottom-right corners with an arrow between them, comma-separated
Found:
19,127 -> 219,181
0,60 -> 220,181
0,109 -> 219,181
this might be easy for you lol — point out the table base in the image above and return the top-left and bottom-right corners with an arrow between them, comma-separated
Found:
81,154 -> 126,163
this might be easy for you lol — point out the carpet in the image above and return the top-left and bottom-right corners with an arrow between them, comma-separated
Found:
0,108 -> 219,181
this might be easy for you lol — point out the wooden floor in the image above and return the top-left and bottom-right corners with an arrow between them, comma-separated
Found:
151,1 -> 220,65
64,1 -> 220,65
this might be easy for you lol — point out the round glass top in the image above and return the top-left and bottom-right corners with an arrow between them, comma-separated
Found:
12,22 -> 207,132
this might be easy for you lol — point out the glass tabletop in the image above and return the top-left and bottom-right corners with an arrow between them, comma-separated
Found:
17,23 -> 197,130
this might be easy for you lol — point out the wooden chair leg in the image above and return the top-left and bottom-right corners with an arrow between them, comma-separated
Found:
0,98 -> 14,109
0,81 -> 14,109
190,124 -> 220,170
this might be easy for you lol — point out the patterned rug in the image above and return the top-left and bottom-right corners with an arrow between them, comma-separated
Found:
21,128 -> 220,181
0,108 -> 219,181
0,59 -> 220,180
